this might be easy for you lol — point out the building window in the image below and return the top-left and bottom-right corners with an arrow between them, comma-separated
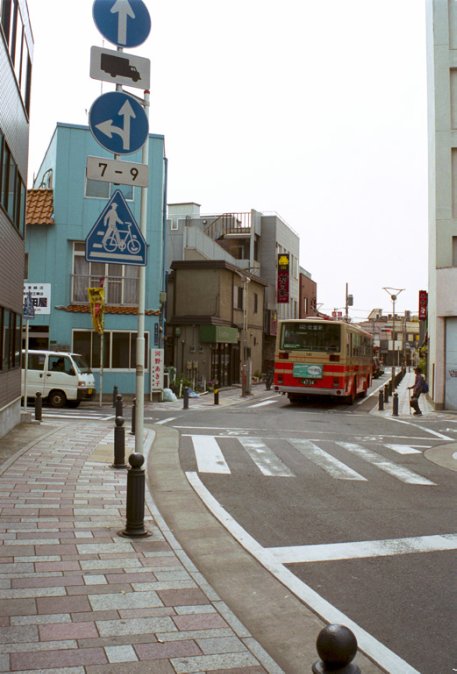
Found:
73,329 -> 149,370
233,285 -> 244,310
254,292 -> 258,314
0,306 -> 21,371
72,242 -> 139,305
1,0 -> 32,116
0,129 -> 25,236
452,236 -> 457,266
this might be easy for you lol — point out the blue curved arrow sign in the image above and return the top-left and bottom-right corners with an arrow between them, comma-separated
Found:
92,0 -> 151,48
89,91 -> 149,155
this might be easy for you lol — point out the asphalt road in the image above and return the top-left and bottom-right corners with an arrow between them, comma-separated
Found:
173,390 -> 457,674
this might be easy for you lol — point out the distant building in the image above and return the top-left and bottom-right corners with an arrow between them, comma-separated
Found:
299,267 -> 317,317
25,123 -> 166,396
358,310 -> 420,367
166,204 -> 305,372
0,0 -> 33,435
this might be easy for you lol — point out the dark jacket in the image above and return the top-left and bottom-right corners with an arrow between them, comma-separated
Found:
412,373 -> 423,397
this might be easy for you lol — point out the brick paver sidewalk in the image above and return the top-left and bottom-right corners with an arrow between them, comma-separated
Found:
0,419 -> 282,673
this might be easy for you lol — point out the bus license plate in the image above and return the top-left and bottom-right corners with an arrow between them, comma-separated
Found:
303,378 -> 314,385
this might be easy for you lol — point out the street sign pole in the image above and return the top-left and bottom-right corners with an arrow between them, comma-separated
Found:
135,90 -> 149,455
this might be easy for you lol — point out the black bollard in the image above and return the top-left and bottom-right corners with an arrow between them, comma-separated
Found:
378,389 -> 384,411
312,624 -> 361,673
384,383 -> 389,403
119,453 -> 150,537
35,392 -> 42,422
130,397 -> 136,436
214,386 -> 219,405
392,392 -> 399,416
112,416 -> 127,469
112,385 -> 118,407
388,379 -> 393,395
115,393 -> 123,417
183,386 -> 189,410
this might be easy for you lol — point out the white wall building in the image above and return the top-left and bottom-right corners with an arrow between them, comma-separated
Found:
426,0 -> 457,409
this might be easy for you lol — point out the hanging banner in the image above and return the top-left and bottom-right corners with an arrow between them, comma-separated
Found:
277,253 -> 290,303
418,290 -> 428,320
88,287 -> 105,334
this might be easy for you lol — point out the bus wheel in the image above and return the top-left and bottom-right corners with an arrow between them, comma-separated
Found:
347,381 -> 356,405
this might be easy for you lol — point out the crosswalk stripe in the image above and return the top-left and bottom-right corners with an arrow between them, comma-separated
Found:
384,443 -> 422,455
289,439 -> 366,480
337,442 -> 436,485
191,435 -> 231,474
238,437 -> 294,476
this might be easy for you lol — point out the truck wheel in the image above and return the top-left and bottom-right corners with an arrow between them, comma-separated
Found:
48,390 -> 67,408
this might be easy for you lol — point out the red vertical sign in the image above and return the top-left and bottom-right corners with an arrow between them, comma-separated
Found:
277,254 -> 290,304
418,290 -> 428,320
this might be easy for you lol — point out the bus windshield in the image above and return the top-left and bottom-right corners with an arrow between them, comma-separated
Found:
280,322 -> 341,353
72,354 -> 91,374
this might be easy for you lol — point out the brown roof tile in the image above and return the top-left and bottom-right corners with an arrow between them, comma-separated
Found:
26,189 -> 55,225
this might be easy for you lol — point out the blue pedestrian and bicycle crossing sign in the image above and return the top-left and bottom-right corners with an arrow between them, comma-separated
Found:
89,91 -> 149,155
92,0 -> 151,48
85,190 -> 147,266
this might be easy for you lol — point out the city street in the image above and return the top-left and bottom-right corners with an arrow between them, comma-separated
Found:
167,380 -> 457,674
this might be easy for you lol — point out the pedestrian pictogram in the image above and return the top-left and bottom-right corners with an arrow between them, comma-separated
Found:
92,0 -> 151,48
89,91 -> 149,155
85,190 -> 147,265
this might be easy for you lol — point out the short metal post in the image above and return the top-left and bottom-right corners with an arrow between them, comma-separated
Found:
112,416 -> 127,469
392,392 -> 399,416
130,397 -> 136,435
115,393 -> 123,417
312,624 -> 361,673
214,386 -> 219,405
34,392 -> 42,422
112,385 -> 118,407
119,453 -> 150,537
388,379 -> 393,395
378,390 -> 384,411
183,386 -> 189,410
384,383 -> 389,403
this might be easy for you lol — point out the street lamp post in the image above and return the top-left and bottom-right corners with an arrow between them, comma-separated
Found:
383,287 -> 404,381
235,270 -> 251,397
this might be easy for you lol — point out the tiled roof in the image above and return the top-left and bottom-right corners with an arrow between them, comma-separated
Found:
56,305 -> 160,316
26,189 -> 55,225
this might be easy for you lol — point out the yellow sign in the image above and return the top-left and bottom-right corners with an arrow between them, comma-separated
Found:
88,287 -> 105,334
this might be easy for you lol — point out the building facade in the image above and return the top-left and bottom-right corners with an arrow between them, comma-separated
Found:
166,204 -> 303,374
0,0 -> 32,435
25,123 -> 166,397
426,0 -> 457,409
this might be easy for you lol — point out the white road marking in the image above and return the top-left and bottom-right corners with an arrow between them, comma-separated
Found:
289,439 -> 366,480
269,533 -> 457,563
337,442 -> 436,485
384,443 -> 423,455
388,416 -> 453,440
248,400 -> 278,408
186,471 -> 421,674
155,417 -> 177,425
191,435 -> 230,474
238,437 -> 294,476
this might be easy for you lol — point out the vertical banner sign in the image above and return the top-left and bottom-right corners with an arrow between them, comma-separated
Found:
88,287 -> 105,334
277,254 -> 290,303
418,290 -> 428,320
150,348 -> 164,391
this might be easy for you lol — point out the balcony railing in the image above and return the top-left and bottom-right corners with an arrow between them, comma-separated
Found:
204,212 -> 251,240
72,274 -> 139,305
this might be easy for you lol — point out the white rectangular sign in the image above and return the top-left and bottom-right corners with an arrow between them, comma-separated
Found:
90,45 -> 150,90
150,348 -> 164,391
23,283 -> 51,315
86,156 -> 149,187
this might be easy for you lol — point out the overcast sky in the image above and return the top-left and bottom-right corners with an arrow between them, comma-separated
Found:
26,0 -> 429,320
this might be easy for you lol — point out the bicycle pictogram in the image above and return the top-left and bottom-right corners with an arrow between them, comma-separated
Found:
103,221 -> 141,254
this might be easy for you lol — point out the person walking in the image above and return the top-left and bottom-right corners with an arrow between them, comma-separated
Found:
409,367 -> 424,415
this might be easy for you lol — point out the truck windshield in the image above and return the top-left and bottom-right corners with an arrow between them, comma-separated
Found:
281,322 -> 341,353
72,355 -> 91,374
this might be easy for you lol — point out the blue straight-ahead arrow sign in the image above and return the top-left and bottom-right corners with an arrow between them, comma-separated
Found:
92,0 -> 151,48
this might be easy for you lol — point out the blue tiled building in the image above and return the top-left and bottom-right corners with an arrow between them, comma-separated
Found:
26,122 -> 167,397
